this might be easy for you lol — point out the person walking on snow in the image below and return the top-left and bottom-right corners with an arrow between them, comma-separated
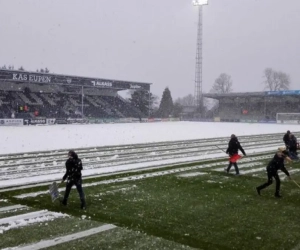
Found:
256,148 -> 292,198
283,130 -> 291,149
61,150 -> 86,209
225,134 -> 246,175
289,133 -> 299,160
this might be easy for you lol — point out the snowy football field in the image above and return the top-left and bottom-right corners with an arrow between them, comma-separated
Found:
1,122 -> 300,249
0,121 -> 299,154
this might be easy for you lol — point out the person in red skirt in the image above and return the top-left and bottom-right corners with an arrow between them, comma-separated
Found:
225,134 -> 246,175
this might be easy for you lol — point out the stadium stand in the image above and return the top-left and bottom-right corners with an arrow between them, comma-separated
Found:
204,91 -> 300,122
0,69 -> 151,119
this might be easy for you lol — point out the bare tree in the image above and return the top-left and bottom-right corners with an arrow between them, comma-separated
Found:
211,73 -> 233,93
175,94 -> 194,106
263,68 -> 290,91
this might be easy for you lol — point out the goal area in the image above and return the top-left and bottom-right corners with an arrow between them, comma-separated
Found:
276,113 -> 300,124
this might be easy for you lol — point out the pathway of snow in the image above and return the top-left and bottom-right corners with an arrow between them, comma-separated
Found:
0,122 -> 298,154
0,146 -> 276,189
2,224 -> 117,250
0,205 -> 27,213
15,155 -> 272,199
0,210 -> 69,234
178,172 -> 208,177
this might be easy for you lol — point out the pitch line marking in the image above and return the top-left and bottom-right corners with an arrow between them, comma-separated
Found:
2,224 -> 117,250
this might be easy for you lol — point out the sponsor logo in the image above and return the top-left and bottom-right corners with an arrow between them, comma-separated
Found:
130,84 -> 142,89
266,90 -> 300,96
46,119 -> 56,125
91,81 -> 113,87
4,119 -> 23,123
0,119 -> 23,126
55,118 -> 68,124
29,119 -> 47,125
12,73 -> 51,83
12,73 -> 28,81
283,120 -> 300,124
67,118 -> 87,124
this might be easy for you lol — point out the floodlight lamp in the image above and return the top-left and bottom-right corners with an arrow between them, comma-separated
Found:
193,0 -> 208,6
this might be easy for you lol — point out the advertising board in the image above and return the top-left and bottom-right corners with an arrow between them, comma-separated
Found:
0,119 -> 23,126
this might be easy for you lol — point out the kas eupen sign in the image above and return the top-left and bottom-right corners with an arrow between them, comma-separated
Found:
13,73 -> 51,83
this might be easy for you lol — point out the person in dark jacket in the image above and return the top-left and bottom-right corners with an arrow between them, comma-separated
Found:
289,133 -> 299,160
256,148 -> 292,198
225,134 -> 246,175
61,150 -> 86,209
283,130 -> 291,148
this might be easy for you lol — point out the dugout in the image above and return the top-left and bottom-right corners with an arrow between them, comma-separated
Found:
203,91 -> 300,123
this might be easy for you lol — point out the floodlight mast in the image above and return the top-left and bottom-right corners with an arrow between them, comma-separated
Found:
193,0 -> 208,114
193,0 -> 208,6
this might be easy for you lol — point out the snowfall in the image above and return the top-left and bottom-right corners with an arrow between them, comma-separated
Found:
0,121 -> 299,155
0,121 -> 299,237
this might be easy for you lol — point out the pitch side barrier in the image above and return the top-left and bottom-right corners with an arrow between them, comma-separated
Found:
0,119 -> 23,126
184,118 -> 278,124
2,118 -> 298,126
0,118 -> 181,126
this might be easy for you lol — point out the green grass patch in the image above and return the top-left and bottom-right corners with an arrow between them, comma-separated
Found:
8,168 -> 300,250
0,217 -> 105,249
1,151 -> 273,198
46,227 -> 195,250
0,200 -> 10,206
2,153 -> 300,250
0,207 -> 31,219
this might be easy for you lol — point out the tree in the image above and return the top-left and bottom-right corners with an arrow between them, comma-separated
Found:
263,68 -> 290,91
40,68 -> 45,73
211,73 -> 233,93
173,102 -> 183,118
45,68 -> 50,73
129,91 -> 157,116
18,66 -> 25,71
157,87 -> 174,118
175,94 -> 194,106
203,97 -> 219,117
2,65 -> 7,69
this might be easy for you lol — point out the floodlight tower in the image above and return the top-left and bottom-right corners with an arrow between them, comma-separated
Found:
193,0 -> 208,111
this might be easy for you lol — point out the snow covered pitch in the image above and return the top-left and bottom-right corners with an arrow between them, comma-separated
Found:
0,121 -> 298,154
1,122 -> 300,249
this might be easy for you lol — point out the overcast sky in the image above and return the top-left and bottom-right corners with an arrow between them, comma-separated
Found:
0,0 -> 300,99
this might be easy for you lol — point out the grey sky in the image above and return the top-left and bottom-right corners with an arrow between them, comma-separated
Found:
0,0 -> 300,99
